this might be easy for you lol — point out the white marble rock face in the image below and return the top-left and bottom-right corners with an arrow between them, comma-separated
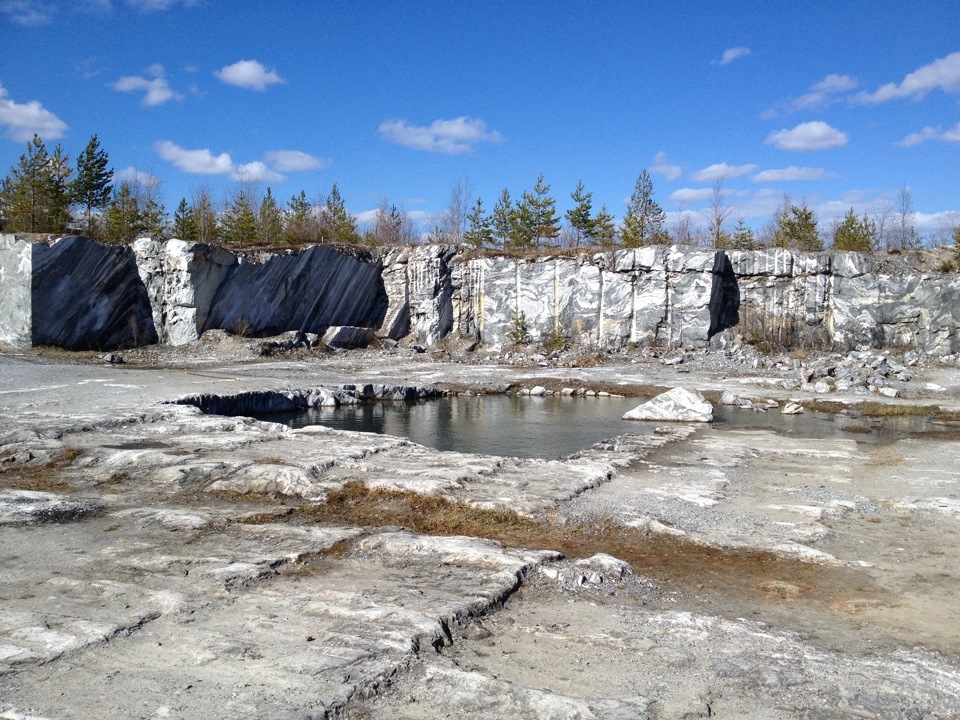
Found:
0,234 -> 32,348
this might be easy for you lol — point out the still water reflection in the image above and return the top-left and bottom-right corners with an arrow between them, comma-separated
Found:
260,395 -> 935,460
265,395 -> 644,459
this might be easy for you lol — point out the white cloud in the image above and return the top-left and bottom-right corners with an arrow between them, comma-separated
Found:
155,140 -> 232,174
751,166 -> 837,182
897,122 -> 960,147
406,209 -> 433,223
215,60 -> 284,91
378,116 -> 504,154
651,151 -> 682,181
112,65 -> 182,106
0,0 -> 55,25
154,140 -> 287,182
114,166 -> 159,184
1,0 -> 195,24
232,160 -> 284,183
766,121 -> 848,151
810,73 -> 858,94
355,209 -> 379,225
690,162 -> 757,182
793,73 -> 858,110
127,0 -> 196,10
0,83 -> 68,142
857,51 -> 960,103
762,74 -> 859,118
263,150 -> 328,172
714,47 -> 750,65
916,210 -> 960,235
669,188 -> 715,203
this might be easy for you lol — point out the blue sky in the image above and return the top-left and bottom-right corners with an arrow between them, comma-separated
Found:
1,0 -> 959,239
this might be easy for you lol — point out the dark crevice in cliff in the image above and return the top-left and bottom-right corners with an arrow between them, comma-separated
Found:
708,251 -> 740,339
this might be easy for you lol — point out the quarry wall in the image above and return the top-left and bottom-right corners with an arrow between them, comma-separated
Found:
1,233 -> 958,355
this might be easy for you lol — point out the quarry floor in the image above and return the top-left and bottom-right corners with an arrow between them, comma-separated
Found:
1,341 -> 960,719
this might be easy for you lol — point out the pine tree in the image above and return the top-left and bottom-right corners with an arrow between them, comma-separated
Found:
136,176 -> 166,238
511,193 -> 537,251
565,180 -> 594,248
731,216 -> 755,250
71,134 -> 112,238
321,183 -> 358,244
173,198 -> 197,240
620,169 -> 666,248
368,196 -> 404,246
192,187 -> 218,243
529,173 -> 560,249
783,203 -> 821,251
389,205 -> 405,243
0,134 -> 50,232
590,204 -> 617,247
258,187 -> 283,246
492,188 -> 513,250
463,197 -> 494,248
103,182 -> 141,242
283,190 -> 313,244
221,189 -> 258,247
771,193 -> 792,248
833,208 -> 876,252
46,144 -> 73,233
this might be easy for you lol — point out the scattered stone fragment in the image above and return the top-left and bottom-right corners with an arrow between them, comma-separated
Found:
623,388 -> 713,423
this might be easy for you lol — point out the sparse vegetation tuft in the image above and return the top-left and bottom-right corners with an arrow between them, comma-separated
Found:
237,480 -> 859,600
506,309 -> 530,346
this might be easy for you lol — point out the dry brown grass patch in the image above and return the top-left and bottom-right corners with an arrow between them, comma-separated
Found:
1,448 -> 83,493
242,481 -> 863,604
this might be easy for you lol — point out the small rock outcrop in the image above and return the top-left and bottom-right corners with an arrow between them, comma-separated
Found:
322,325 -> 375,349
623,387 -> 714,422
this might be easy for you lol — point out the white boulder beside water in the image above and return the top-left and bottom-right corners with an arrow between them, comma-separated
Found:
622,387 -> 714,423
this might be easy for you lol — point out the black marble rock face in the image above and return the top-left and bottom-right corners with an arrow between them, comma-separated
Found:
31,236 -> 158,350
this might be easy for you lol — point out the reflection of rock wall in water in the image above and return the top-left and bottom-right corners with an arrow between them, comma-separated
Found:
3,233 -> 960,355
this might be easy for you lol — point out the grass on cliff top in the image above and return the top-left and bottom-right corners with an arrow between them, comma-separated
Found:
242,481 -> 854,602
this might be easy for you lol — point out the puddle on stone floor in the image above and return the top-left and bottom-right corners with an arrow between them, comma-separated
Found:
258,396 -> 940,459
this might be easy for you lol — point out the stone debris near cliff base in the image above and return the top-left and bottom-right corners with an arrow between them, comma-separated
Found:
623,387 -> 714,422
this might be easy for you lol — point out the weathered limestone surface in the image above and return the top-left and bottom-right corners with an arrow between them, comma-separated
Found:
31,235 -> 158,350
6,234 -> 960,354
2,357 -> 960,718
